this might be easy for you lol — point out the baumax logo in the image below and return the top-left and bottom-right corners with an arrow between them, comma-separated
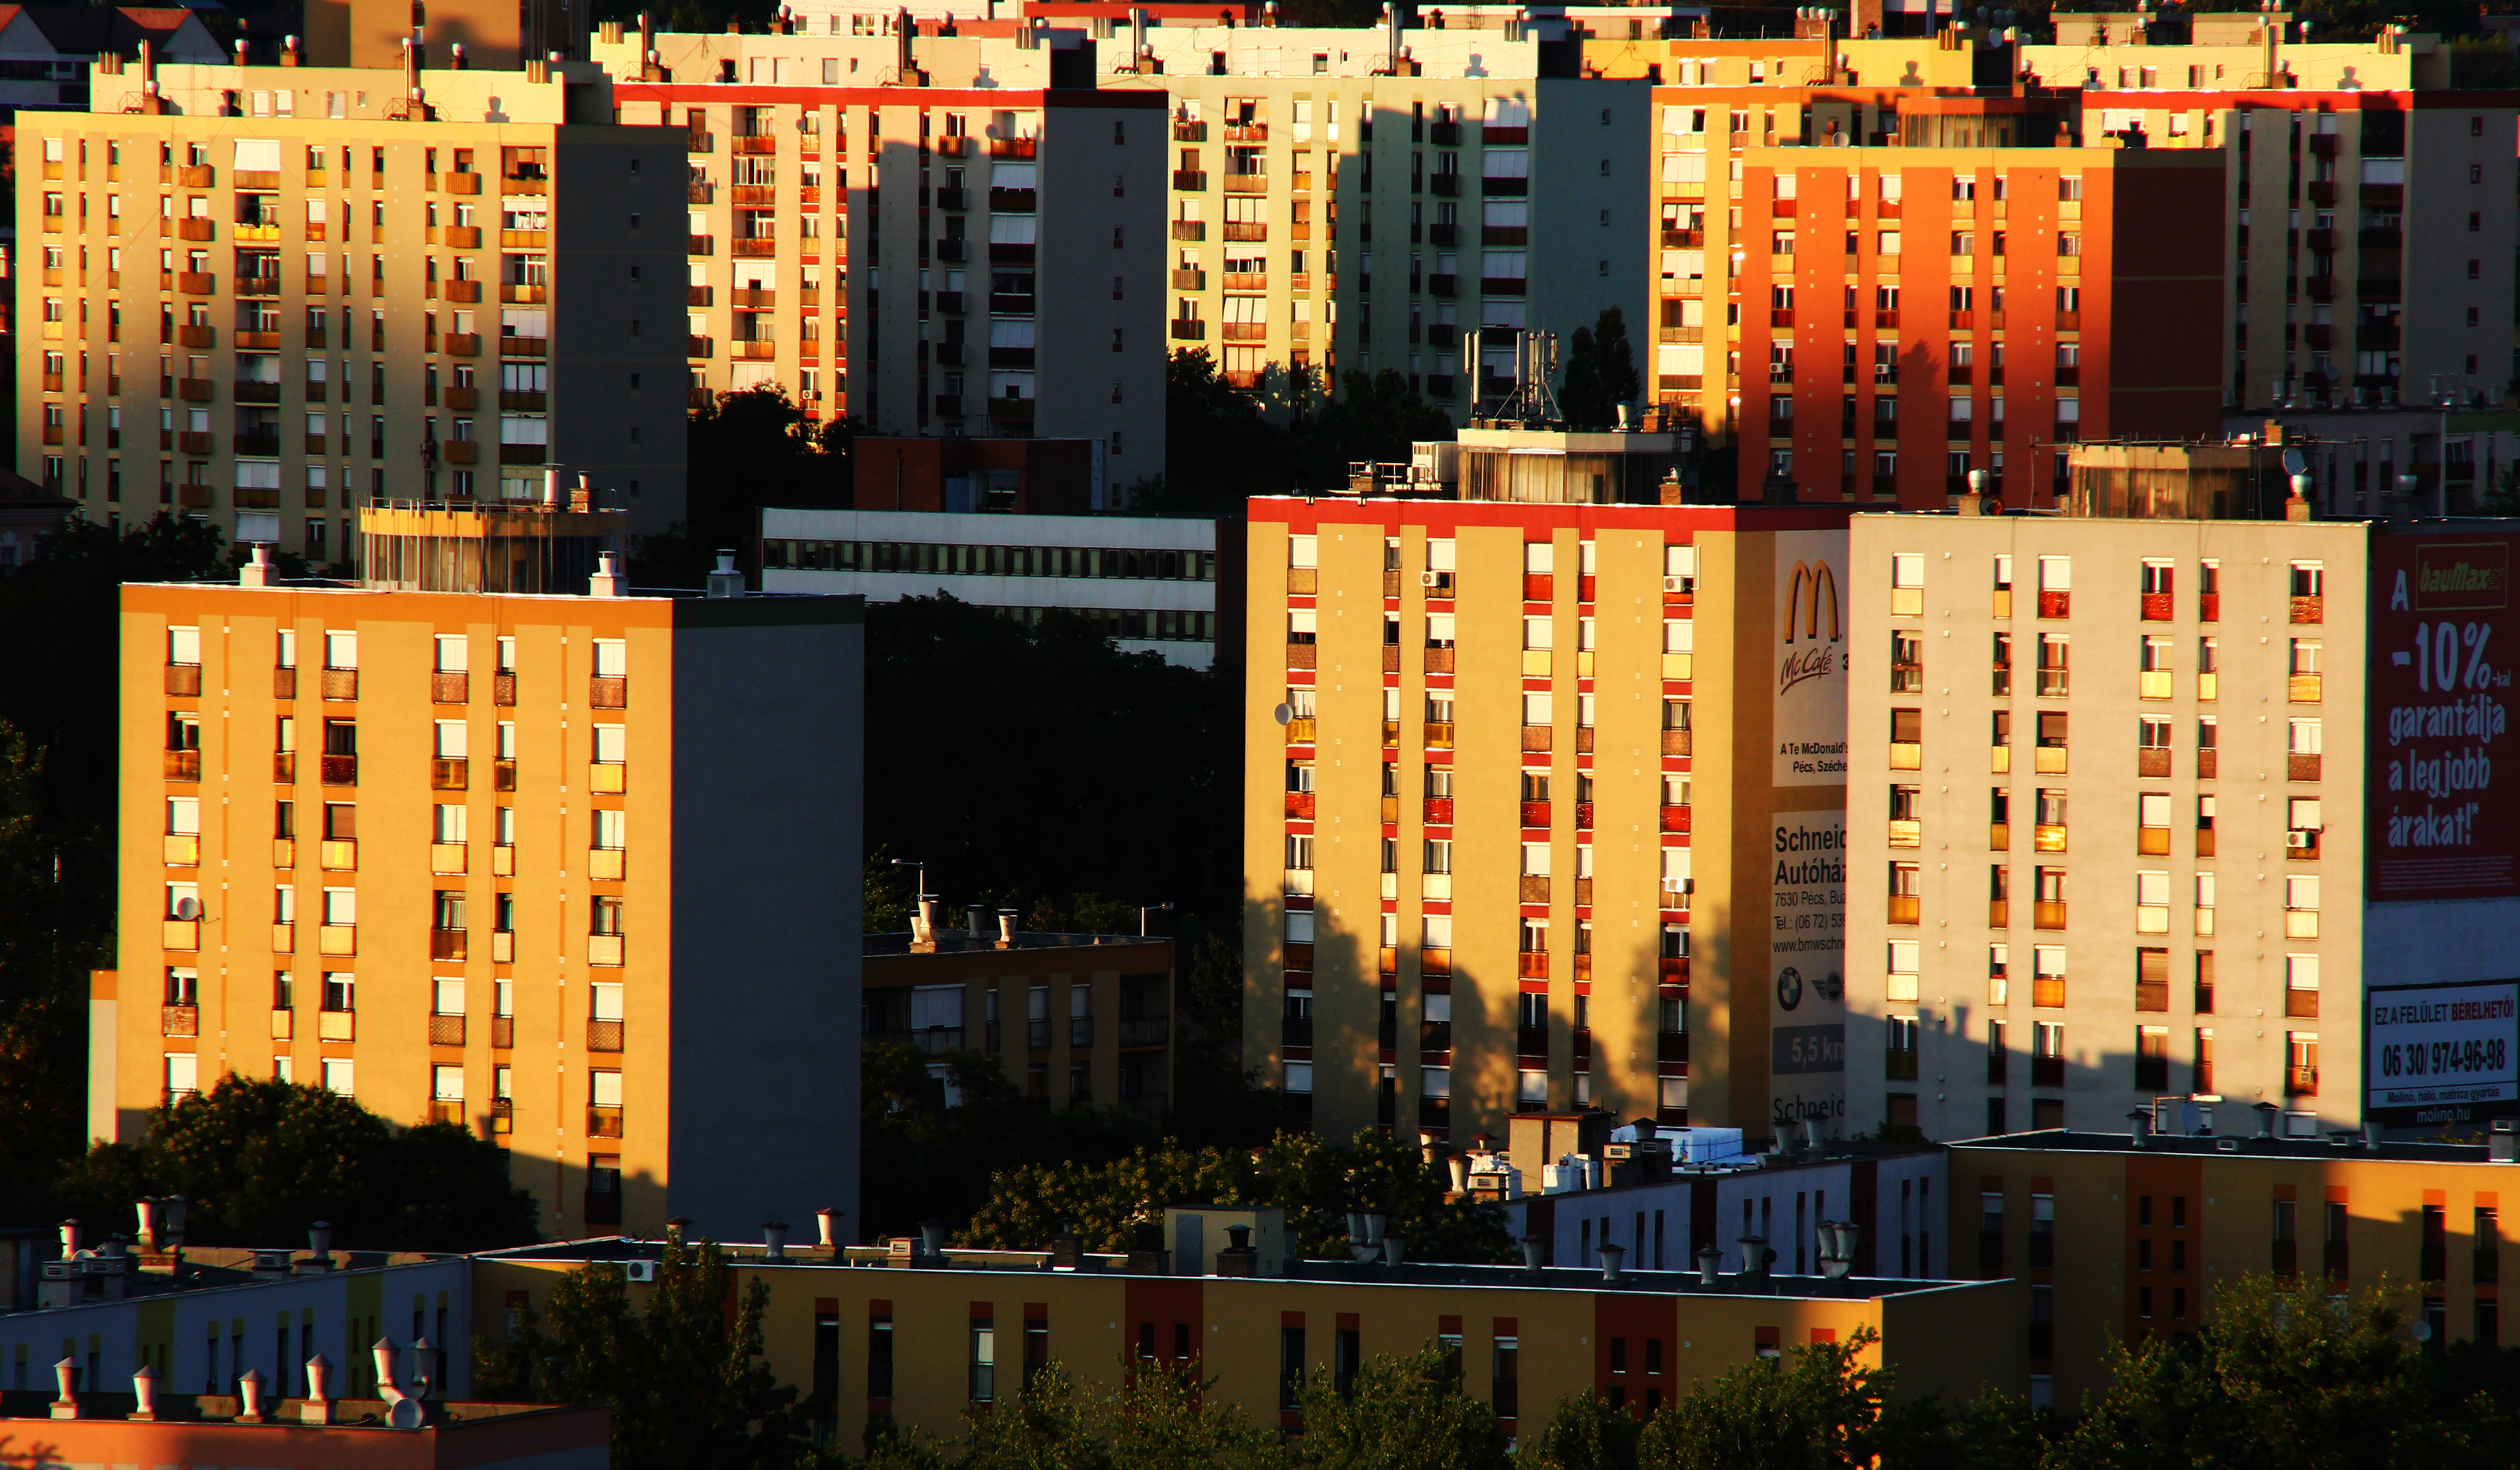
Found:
1779,559 -> 1842,696
2415,542 -> 2511,612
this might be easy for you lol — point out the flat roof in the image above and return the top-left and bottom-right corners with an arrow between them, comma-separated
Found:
1948,1127 -> 2507,1165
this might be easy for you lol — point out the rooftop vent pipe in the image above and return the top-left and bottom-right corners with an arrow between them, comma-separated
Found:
763,1221 -> 790,1259
705,551 -> 745,598
1598,1242 -> 1626,1282
1696,1245 -> 1722,1287
817,1208 -> 843,1247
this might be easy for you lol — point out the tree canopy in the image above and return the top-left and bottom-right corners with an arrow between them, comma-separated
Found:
43,1076 -> 539,1251
961,1128 -> 1514,1264
1154,352 -> 1452,514
1557,309 -> 1643,432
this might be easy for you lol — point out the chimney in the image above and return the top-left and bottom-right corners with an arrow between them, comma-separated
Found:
138,38 -> 155,88
302,1355 -> 337,1425
1696,1244 -> 1722,1287
306,1220 -> 334,1269
237,1368 -> 269,1422
1217,1223 -> 1260,1277
240,542 -> 275,588
1739,1235 -> 1771,1279
1384,1 -> 1400,71
2363,1120 -> 2384,1150
543,468 -> 564,508
589,551 -> 626,597
763,1221 -> 791,1259
1447,1152 -> 1470,1193
817,1208 -> 842,1248
705,551 -> 745,599
918,1219 -> 946,1258
2254,1101 -> 2280,1138
282,34 -> 301,64
897,7 -> 915,79
50,1358 -> 78,1420
1382,1234 -> 1407,1267
410,1338 -> 438,1399
451,41 -> 467,68
58,1219 -> 80,1259
135,1198 -> 161,1253
371,1338 -> 406,1404
912,898 -> 938,948
1519,1234 -> 1547,1271
2129,1109 -> 2153,1146
1598,1242 -> 1626,1281
572,472 -> 593,512
233,35 -> 248,66
2287,471 -> 2314,522
129,1365 -> 161,1421
997,910 -> 1017,948
967,906 -> 988,941
1803,1118 -> 1823,1153
402,35 -> 419,95
1051,1221 -> 1086,1271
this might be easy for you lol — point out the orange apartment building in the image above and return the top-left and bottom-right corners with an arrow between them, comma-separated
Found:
1244,454 -> 1855,1146
105,503 -> 863,1240
1720,124 -> 2226,507
1957,1125 -> 2520,1408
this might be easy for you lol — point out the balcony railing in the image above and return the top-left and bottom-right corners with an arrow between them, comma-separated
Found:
162,1003 -> 199,1037
319,1009 -> 356,1042
589,1106 -> 624,1138
431,928 -> 468,961
1119,1015 -> 1170,1048
589,933 -> 625,966
589,1018 -> 625,1052
318,924 -> 356,956
429,1013 -> 467,1046
1069,1015 -> 1094,1049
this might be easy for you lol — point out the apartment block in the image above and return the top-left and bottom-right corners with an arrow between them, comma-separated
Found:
109,503 -> 862,1240
1128,64 -> 1651,410
14,58 -> 689,559
1718,131 -> 2225,507
1244,473 -> 1855,1145
863,925 -> 1175,1114
0,6 -> 223,112
1842,489 -> 2520,1140
2016,31 -> 2518,409
586,28 -> 1163,465
479,1226 -> 2012,1447
760,506 -> 1230,666
1956,1125 -> 2520,1407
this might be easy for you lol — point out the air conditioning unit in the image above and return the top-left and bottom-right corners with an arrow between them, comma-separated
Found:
1664,576 -> 1694,594
2285,831 -> 2311,849
623,1260 -> 658,1282
1420,571 -> 1440,586
1662,876 -> 1695,894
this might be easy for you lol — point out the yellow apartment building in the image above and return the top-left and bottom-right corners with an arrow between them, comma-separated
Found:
476,1228 -> 2017,1445
1244,465 -> 1855,1146
16,56 -> 688,560
1844,483 -> 2520,1140
106,502 -> 863,1239
863,926 -> 1176,1114
1956,1126 -> 2520,1408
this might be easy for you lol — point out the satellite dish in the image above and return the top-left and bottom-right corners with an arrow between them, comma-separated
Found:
2281,446 -> 2308,477
1272,702 -> 1292,726
173,897 -> 202,921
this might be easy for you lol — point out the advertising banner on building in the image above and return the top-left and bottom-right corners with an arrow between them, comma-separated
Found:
2365,978 -> 2520,1124
2368,534 -> 2520,901
1769,529 -> 1850,1130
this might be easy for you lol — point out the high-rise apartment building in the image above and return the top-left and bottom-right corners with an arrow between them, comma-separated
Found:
1720,135 -> 2225,506
588,27 -> 1165,469
1842,476 -> 2520,1139
2016,30 -> 2518,411
1244,447 -> 1856,1143
13,58 -> 690,558
106,503 -> 862,1238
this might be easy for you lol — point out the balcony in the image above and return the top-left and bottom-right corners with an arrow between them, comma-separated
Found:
591,763 -> 627,794
311,1009 -> 354,1042
2289,753 -> 2322,781
431,842 -> 467,875
589,933 -> 626,966
1888,820 -> 1921,849
320,840 -> 357,871
161,1003 -> 199,1038
1172,171 -> 1208,191
591,848 -> 627,881
2034,824 -> 2066,853
319,924 -> 356,956
2034,901 -> 2067,930
2290,674 -> 2323,702
492,930 -> 515,962
270,1007 -> 294,1040
2292,596 -> 2324,625
1662,805 -> 1693,834
1887,895 -> 1920,925
1663,729 -> 1693,757
589,1019 -> 625,1052
2035,746 -> 2068,774
2287,1066 -> 2319,1096
431,757 -> 469,791
491,1015 -> 515,1048
322,668 -> 359,700
321,754 -> 357,786
430,1013 -> 467,1047
589,1106 -> 624,1138
2139,749 -> 2172,778
2287,989 -> 2319,1018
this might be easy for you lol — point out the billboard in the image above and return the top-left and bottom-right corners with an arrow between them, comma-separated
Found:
2368,534 -> 2520,901
2365,978 -> 2520,1123
1769,529 -> 1849,1130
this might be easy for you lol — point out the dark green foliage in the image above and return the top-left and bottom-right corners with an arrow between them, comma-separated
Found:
640,387 -> 857,588
858,1042 -> 1165,1244
1637,1329 -> 1895,1470
863,594 -> 1232,930
0,514 -> 235,1220
1557,309 -> 1643,431
1520,1394 -> 1643,1470
960,1127 -> 1514,1264
1293,1346 -> 1514,1470
473,1235 -> 822,1470
1157,351 -> 1453,512
44,1076 -> 539,1251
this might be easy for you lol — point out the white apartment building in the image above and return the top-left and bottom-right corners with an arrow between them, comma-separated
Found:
1843,494 -> 2520,1139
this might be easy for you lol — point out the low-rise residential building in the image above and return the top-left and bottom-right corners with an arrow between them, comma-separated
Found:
477,1226 -> 2015,1444
14,56 -> 690,558
107,502 -> 862,1240
1953,1123 -> 2520,1408
1243,472 -> 1857,1145
2240,405 -> 2520,519
760,504 -> 1229,666
0,1399 -> 606,1470
1843,479 -> 2520,1140
864,923 -> 1175,1114
0,6 -> 222,113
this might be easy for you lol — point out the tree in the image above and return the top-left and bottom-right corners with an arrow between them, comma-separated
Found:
1635,1329 -> 1893,1470
960,1128 -> 1513,1264
43,1076 -> 539,1251
1158,349 -> 1295,511
1558,309 -> 1643,431
1520,1394 -> 1642,1470
1292,1345 -> 1513,1470
1291,370 -> 1457,491
641,386 -> 858,589
474,1234 -> 822,1470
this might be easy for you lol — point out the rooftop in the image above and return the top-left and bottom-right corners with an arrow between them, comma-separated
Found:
864,929 -> 1169,956
1948,1127 -> 2518,1165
